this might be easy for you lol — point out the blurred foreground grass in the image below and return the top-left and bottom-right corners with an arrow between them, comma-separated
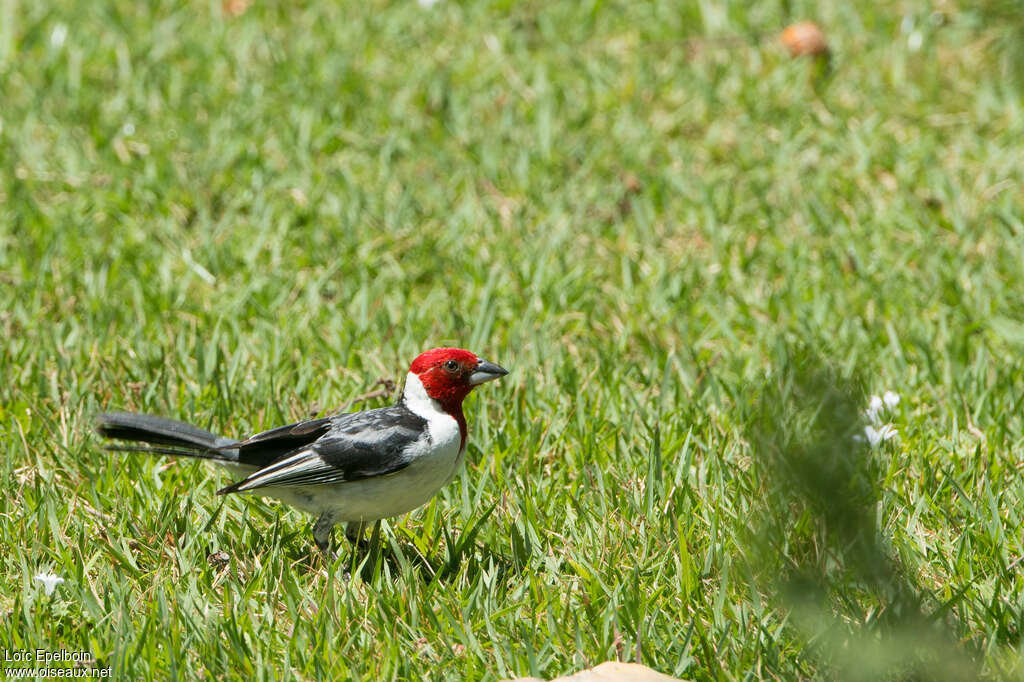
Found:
2,0 -> 1024,679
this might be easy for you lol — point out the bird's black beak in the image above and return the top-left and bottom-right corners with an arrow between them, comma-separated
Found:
468,358 -> 509,385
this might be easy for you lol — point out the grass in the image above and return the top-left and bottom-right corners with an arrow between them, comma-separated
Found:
2,0 -> 1024,679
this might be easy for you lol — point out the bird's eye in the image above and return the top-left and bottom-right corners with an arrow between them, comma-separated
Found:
443,359 -> 459,372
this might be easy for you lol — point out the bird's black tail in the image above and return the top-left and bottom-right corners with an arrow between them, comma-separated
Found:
96,411 -> 238,461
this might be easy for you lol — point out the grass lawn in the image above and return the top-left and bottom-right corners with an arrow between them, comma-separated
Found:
3,0 -> 1024,679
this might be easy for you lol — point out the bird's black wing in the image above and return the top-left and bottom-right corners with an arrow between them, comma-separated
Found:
231,416 -> 334,468
217,406 -> 428,494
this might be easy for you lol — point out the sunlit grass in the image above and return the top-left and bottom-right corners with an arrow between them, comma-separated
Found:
2,1 -> 1024,679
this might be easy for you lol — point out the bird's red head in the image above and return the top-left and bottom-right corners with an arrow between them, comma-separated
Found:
408,347 -> 508,410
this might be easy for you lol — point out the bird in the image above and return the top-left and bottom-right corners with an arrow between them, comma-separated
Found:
96,347 -> 508,553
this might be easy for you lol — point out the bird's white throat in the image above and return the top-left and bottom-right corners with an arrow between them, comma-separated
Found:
402,372 -> 449,421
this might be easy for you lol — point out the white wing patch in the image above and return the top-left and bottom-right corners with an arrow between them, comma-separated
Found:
231,448 -> 325,491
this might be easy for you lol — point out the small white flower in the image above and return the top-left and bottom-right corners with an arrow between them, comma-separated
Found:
50,23 -> 68,49
865,394 -> 884,423
908,30 -> 923,52
863,424 -> 898,447
122,122 -> 135,136
34,573 -> 65,596
864,391 -> 900,424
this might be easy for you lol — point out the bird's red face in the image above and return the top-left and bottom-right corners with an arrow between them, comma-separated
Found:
409,347 -> 508,407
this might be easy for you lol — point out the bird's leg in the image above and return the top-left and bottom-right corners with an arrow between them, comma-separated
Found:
344,521 -> 383,557
344,521 -> 362,546
357,521 -> 385,581
313,512 -> 336,556
345,521 -> 368,549
369,519 -> 382,553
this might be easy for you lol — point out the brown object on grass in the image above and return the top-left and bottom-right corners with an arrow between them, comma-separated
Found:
504,661 -> 687,682
222,0 -> 250,17
780,21 -> 829,57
